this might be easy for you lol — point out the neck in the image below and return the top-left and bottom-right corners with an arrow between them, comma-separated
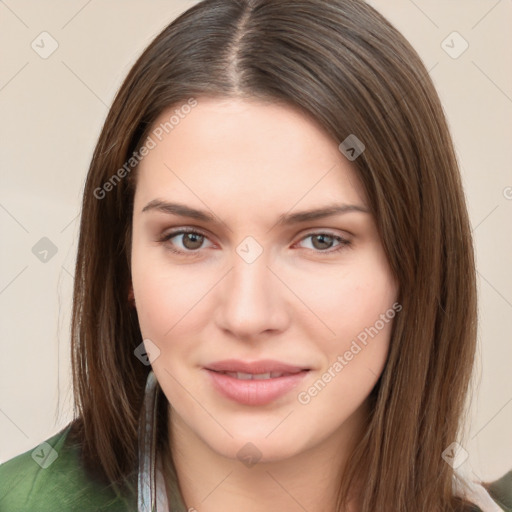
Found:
166,403 -> 368,512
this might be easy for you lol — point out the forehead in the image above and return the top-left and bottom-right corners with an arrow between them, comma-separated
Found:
134,97 -> 366,211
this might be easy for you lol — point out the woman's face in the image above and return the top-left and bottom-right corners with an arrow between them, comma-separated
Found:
130,97 -> 399,462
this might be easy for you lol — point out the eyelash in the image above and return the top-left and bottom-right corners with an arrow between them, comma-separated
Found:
157,228 -> 351,256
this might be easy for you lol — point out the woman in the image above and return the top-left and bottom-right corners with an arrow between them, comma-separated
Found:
0,0 -> 510,510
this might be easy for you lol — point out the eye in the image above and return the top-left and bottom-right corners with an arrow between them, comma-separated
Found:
296,232 -> 351,253
158,228 -> 213,254
158,228 -> 351,256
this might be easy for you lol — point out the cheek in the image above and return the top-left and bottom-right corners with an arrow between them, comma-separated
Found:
295,270 -> 396,422
134,276 -> 209,341
297,260 -> 397,341
317,281 -> 394,383
130,235 -> 214,339
293,250 -> 398,389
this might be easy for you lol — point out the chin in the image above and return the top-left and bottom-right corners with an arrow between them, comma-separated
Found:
209,435 -> 306,465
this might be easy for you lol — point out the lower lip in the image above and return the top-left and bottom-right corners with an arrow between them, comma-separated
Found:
204,369 -> 310,406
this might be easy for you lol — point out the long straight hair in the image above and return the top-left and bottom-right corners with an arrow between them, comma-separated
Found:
70,0 -> 478,510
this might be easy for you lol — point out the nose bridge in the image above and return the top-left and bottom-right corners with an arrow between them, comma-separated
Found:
216,247 -> 286,337
231,251 -> 270,301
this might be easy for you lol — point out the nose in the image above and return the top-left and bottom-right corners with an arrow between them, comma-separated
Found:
215,250 -> 290,340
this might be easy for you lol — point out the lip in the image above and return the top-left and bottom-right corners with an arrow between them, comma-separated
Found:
203,359 -> 311,406
205,359 -> 309,374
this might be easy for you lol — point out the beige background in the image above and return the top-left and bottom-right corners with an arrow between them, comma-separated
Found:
0,0 -> 511,483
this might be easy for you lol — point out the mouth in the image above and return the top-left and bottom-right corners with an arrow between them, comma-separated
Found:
203,360 -> 311,406
209,370 -> 305,380
205,358 -> 310,375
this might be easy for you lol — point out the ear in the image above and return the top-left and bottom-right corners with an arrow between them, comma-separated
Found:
128,283 -> 136,308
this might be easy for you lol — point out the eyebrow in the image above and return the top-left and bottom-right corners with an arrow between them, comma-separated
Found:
141,199 -> 369,226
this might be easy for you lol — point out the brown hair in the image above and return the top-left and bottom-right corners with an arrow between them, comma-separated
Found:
70,0 -> 477,510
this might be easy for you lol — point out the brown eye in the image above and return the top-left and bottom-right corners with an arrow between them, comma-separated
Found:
311,234 -> 336,250
159,229 -> 212,254
181,232 -> 204,250
297,232 -> 351,253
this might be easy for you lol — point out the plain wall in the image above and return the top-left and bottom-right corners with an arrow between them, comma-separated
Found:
0,0 -> 511,483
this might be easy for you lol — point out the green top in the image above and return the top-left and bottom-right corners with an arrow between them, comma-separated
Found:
0,425 -> 510,511
0,426 -> 138,511
485,471 -> 512,512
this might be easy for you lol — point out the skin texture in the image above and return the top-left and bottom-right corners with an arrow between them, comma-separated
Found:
130,97 -> 399,512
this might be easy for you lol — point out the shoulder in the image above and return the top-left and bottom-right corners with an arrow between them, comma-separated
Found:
0,423 -> 137,512
459,469 -> 512,512
485,470 -> 512,511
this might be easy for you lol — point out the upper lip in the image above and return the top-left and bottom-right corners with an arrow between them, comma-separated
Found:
205,359 -> 309,374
